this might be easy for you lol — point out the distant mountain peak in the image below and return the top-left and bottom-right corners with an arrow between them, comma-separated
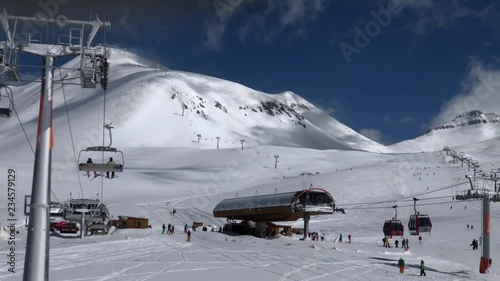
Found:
0,47 -> 387,153
428,110 -> 500,133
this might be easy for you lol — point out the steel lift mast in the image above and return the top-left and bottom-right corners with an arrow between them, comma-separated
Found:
0,9 -> 110,281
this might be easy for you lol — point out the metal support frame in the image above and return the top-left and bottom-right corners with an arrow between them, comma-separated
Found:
392,205 -> 398,220
480,197 -> 491,273
24,56 -> 54,281
302,213 -> 310,241
452,167 -> 498,273
0,10 -> 110,281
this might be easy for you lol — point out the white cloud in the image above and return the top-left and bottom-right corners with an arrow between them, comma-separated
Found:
118,4 -> 140,39
430,59 -> 500,126
359,128 -> 389,144
317,105 -> 335,115
203,21 -> 227,51
398,0 -> 495,35
237,0 -> 327,44
383,116 -> 417,125
400,116 -> 418,124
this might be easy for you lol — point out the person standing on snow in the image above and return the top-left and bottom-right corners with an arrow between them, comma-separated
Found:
162,224 -> 166,234
398,257 -> 405,275
339,233 -> 343,242
420,260 -> 426,276
186,229 -> 191,242
419,235 -> 422,244
348,234 -> 351,243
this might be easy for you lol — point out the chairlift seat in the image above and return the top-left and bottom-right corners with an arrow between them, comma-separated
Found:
0,107 -> 11,117
79,163 -> 123,172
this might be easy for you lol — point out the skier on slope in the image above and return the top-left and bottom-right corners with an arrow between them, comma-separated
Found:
420,259 -> 426,276
398,257 -> 405,275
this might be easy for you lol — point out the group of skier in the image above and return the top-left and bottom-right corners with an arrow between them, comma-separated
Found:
162,223 -> 175,235
470,238 -> 479,250
161,223 -> 192,242
398,258 -> 426,276
383,237 -> 409,249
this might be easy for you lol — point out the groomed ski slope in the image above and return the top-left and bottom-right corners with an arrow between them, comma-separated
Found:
0,139 -> 499,280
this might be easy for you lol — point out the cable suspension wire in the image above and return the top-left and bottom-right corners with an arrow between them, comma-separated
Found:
11,98 -> 35,154
346,198 -> 477,211
10,83 -> 62,204
100,21 -> 108,203
339,181 -> 469,207
59,69 -> 85,199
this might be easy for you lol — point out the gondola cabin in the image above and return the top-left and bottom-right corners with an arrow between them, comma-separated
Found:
383,219 -> 404,238
408,213 -> 432,235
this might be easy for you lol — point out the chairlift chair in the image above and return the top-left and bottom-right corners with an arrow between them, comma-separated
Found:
78,124 -> 124,174
383,205 -> 404,238
0,85 -> 13,117
408,198 -> 432,235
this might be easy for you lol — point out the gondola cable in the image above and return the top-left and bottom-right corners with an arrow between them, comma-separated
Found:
6,85 -> 61,204
339,181 -> 469,207
59,68 -> 85,199
100,21 -> 108,203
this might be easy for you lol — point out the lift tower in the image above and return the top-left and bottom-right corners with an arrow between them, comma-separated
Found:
0,9 -> 110,281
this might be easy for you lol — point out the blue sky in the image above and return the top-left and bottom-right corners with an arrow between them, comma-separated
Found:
4,0 -> 500,144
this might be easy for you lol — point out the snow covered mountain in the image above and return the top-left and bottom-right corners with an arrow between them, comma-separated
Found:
0,48 -> 387,160
428,110 -> 500,133
389,110 -> 500,152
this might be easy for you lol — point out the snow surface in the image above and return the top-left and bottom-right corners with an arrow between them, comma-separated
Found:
0,48 -> 499,280
0,143 -> 499,280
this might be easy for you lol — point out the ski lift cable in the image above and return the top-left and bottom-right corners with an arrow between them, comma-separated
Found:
59,69 -> 85,199
340,181 -> 468,207
346,198 -> 471,211
100,22 -> 108,203
343,195 -> 457,210
8,89 -> 35,154
8,87 -> 61,204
